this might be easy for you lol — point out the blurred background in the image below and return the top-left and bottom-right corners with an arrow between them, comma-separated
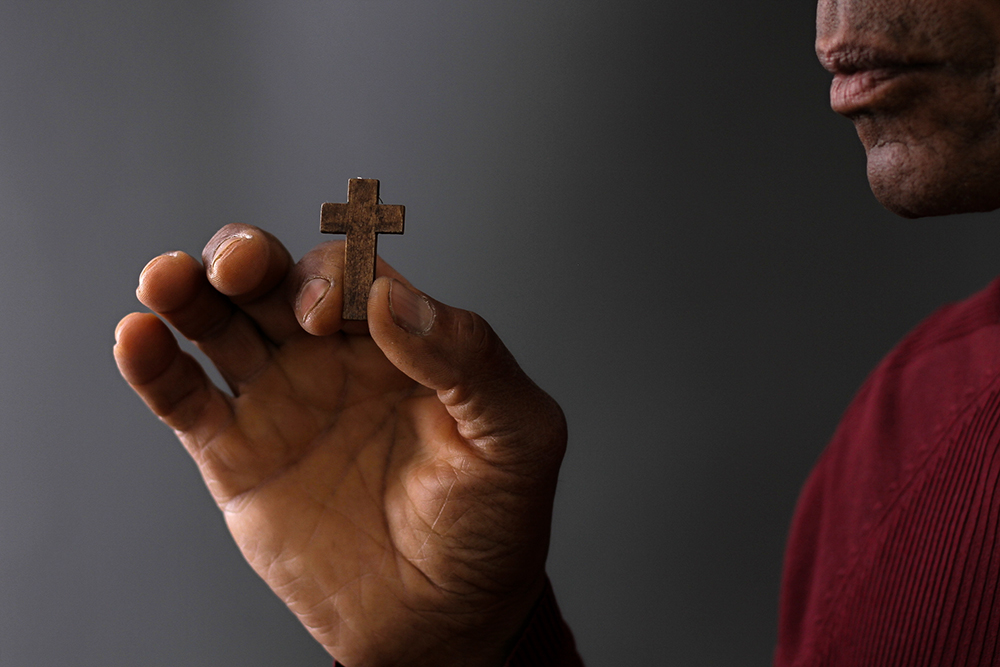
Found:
3,1 -> 1000,665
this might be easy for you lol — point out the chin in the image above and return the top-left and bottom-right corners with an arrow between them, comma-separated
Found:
866,141 -> 1000,218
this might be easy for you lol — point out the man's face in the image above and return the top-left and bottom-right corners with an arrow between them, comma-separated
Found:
817,0 -> 1000,217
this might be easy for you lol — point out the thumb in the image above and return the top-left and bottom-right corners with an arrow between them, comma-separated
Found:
367,277 -> 566,472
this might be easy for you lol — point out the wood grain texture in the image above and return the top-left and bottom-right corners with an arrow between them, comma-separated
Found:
320,178 -> 405,320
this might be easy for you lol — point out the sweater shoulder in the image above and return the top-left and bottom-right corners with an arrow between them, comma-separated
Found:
776,277 -> 1000,667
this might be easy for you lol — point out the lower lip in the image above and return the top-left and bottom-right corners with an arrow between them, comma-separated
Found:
830,69 -> 909,114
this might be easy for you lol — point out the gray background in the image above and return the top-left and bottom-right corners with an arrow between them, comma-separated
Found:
3,1 -> 1000,665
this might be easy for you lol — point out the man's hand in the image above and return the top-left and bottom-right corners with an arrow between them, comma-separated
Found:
113,224 -> 567,666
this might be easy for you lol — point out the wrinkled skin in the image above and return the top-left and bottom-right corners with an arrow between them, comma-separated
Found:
114,225 -> 567,666
817,0 -> 1000,217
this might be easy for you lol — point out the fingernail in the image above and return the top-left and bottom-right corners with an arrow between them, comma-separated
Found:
389,279 -> 434,335
297,278 -> 330,322
210,233 -> 251,273
138,251 -> 181,293
138,257 -> 162,291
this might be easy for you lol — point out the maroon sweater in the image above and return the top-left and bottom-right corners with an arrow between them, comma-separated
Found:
775,277 -> 1000,665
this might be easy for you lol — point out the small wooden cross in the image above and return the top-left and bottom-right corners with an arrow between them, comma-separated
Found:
320,178 -> 405,320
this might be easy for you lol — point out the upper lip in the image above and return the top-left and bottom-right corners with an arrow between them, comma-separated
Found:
817,44 -> 936,75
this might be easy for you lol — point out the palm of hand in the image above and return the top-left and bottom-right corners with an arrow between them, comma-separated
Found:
214,333 -> 512,654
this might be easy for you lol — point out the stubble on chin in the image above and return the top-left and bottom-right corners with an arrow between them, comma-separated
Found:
854,76 -> 1000,218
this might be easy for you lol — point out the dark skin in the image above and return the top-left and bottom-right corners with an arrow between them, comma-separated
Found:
116,0 -> 1000,663
817,0 -> 1000,217
114,226 -> 566,666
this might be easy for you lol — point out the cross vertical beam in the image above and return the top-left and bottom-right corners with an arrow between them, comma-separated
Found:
320,178 -> 405,320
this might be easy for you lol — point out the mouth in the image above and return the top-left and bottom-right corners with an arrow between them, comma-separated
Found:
818,46 -> 939,114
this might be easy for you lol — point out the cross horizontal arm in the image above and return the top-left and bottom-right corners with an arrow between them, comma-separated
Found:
320,203 -> 351,234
